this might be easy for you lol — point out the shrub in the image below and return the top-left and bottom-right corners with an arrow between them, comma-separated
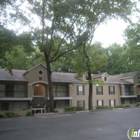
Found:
0,114 -> 7,119
96,106 -> 108,109
64,106 -> 75,112
26,112 -> 32,116
114,105 -> 124,108
75,106 -> 84,111
123,104 -> 131,108
5,112 -> 16,118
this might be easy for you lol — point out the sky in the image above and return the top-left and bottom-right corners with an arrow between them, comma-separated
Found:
93,19 -> 129,47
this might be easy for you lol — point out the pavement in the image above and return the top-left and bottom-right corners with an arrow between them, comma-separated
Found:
0,108 -> 140,140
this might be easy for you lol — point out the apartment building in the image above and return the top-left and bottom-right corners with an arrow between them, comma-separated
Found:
0,64 -> 140,115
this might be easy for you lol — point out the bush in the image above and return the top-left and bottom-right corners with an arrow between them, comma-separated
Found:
114,105 -> 124,108
26,112 -> 32,116
75,106 -> 84,111
96,106 -> 108,109
64,106 -> 75,112
5,112 -> 16,118
123,104 -> 131,108
0,114 -> 7,119
114,104 -> 131,108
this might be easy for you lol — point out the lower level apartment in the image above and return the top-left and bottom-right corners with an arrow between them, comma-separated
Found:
0,64 -> 140,115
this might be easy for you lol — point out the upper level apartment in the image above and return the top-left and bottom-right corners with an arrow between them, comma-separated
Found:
92,71 -> 140,105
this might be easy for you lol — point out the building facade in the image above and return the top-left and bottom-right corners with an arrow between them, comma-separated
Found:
0,64 -> 140,115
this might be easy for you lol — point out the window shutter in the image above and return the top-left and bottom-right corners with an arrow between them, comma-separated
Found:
109,100 -> 111,106
97,100 -> 98,106
77,86 -> 79,95
114,100 -> 116,106
96,87 -> 98,95
102,86 -> 103,95
109,86 -> 110,95
102,100 -> 104,106
83,85 -> 85,95
113,86 -> 115,94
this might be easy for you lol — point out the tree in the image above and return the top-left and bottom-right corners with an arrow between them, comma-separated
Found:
4,0 -> 137,111
5,46 -> 45,70
0,25 -> 33,70
74,43 -> 108,110
101,43 -> 127,74
123,23 -> 140,71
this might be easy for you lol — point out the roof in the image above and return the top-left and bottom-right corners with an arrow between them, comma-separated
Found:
92,71 -> 139,85
0,69 -> 27,82
31,97 -> 47,106
52,72 -> 84,83
92,72 -> 109,78
0,69 -> 83,83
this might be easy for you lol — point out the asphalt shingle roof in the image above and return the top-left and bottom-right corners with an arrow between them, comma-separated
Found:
0,69 -> 27,81
0,69 -> 83,83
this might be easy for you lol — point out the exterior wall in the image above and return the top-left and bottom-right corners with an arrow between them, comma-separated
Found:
0,101 -> 30,112
92,84 -> 121,108
24,65 -> 48,98
0,83 -> 27,97
24,65 -> 48,85
69,83 -> 89,110
133,72 -> 140,85
123,78 -> 133,83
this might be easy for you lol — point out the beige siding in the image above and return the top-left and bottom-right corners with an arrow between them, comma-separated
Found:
134,72 -> 140,85
92,84 -> 120,108
24,65 -> 48,85
69,84 -> 89,109
123,78 -> 133,83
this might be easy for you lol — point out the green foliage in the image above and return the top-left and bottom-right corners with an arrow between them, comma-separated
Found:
96,106 -> 109,109
75,106 -> 84,111
123,104 -> 131,108
26,112 -> 32,116
5,112 -> 16,118
64,106 -> 84,112
64,106 -> 75,112
5,46 -> 45,70
114,105 -> 124,108
113,104 -> 131,108
0,114 -> 7,119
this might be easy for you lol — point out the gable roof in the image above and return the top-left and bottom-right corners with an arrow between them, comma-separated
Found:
92,71 -> 139,85
23,63 -> 46,75
52,72 -> 84,83
0,69 -> 83,83
0,69 -> 27,82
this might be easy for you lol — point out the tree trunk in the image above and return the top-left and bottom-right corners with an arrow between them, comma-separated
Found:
88,71 -> 93,110
46,62 -> 54,112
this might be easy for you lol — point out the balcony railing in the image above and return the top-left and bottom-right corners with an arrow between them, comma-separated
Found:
53,91 -> 68,97
125,91 -> 134,96
0,91 -> 27,97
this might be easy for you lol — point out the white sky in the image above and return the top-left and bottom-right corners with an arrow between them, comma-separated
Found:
93,19 -> 129,47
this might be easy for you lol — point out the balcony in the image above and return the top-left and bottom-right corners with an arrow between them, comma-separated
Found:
120,92 -> 137,98
0,91 -> 27,98
47,91 -> 73,100
53,91 -> 69,97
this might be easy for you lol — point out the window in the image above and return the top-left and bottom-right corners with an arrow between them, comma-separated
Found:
77,85 -> 84,95
96,86 -> 103,95
1,103 -> 9,110
109,86 -> 115,94
52,85 -> 68,97
6,85 -> 14,97
34,84 -> 44,96
109,99 -> 116,107
104,77 -> 107,81
38,70 -> 43,75
97,100 -> 104,106
77,100 -> 85,108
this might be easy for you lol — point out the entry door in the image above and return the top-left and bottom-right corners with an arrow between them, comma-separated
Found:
110,100 -> 115,107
